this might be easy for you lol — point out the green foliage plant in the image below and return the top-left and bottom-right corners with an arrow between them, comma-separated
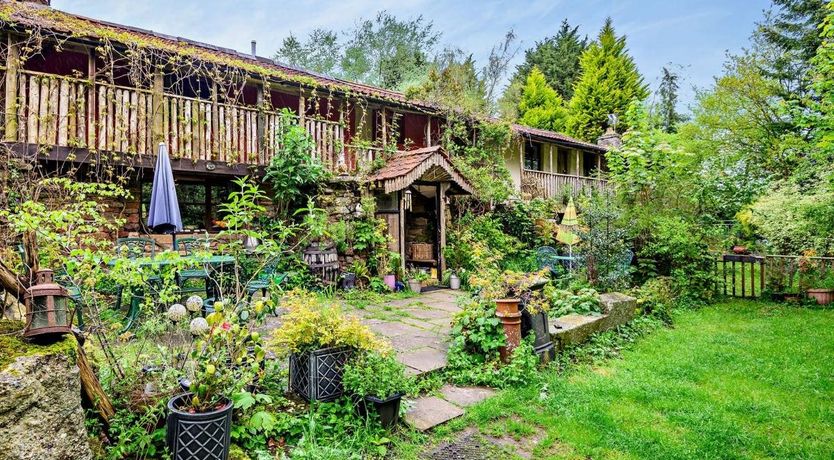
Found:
343,351 -> 412,400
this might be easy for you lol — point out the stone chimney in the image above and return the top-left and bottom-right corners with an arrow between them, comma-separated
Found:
597,126 -> 622,149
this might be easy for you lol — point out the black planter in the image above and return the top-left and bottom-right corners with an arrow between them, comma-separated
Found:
342,273 -> 357,290
363,393 -> 403,428
166,393 -> 232,460
289,346 -> 352,402
520,309 -> 556,362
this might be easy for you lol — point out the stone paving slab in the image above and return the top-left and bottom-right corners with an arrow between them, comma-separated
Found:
398,347 -> 448,374
404,396 -> 465,431
439,385 -> 496,408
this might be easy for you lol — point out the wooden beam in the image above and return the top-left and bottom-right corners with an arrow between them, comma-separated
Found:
439,182 -> 449,277
4,34 -> 20,141
256,82 -> 265,164
152,71 -> 164,145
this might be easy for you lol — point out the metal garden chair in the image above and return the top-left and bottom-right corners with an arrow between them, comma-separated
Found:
174,237 -> 212,298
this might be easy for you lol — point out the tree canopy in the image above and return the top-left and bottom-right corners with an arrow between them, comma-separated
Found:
517,66 -> 568,132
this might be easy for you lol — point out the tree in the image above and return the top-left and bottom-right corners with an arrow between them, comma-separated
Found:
517,67 -> 568,132
275,29 -> 341,75
404,48 -> 487,114
481,30 -> 520,114
274,11 -> 439,90
511,19 -> 587,100
656,66 -> 684,133
567,18 -> 649,142
341,11 -> 439,90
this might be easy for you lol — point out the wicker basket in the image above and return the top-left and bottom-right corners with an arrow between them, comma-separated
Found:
410,243 -> 434,261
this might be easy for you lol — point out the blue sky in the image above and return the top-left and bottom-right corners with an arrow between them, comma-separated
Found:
53,0 -> 772,110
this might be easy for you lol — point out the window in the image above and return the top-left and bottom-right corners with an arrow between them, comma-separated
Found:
524,142 -> 542,171
142,181 -> 230,230
557,148 -> 570,174
583,152 -> 598,177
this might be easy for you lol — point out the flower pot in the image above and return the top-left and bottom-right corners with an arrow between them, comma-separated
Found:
167,393 -> 232,460
408,279 -> 422,293
495,298 -> 520,315
449,274 -> 461,290
383,274 -> 397,291
363,393 -> 403,428
289,346 -> 352,402
807,288 -> 834,305
342,273 -> 356,290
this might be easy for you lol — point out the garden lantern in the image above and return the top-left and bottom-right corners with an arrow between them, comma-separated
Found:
24,269 -> 71,339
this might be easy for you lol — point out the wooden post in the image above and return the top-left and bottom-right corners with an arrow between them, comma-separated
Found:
298,92 -> 306,123
86,48 -> 96,149
439,182 -> 449,277
255,81 -> 265,164
4,35 -> 20,141
381,107 -> 387,147
399,190 -> 406,273
210,82 -> 219,160
426,115 -> 432,146
151,71 -> 164,145
575,150 -> 580,178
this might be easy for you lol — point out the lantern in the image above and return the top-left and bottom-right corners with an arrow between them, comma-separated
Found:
24,269 -> 71,339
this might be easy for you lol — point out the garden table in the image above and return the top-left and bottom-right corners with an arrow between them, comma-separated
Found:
109,253 -> 235,331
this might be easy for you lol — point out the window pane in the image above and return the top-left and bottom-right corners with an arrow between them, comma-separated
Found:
177,183 -> 206,203
181,204 -> 206,229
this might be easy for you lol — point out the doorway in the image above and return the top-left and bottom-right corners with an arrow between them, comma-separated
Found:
404,183 -> 440,281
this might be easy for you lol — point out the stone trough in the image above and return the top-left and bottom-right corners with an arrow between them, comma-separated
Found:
549,292 -> 638,350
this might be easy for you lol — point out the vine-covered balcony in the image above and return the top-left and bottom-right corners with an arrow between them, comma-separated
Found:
1,69 -> 374,174
521,169 -> 609,198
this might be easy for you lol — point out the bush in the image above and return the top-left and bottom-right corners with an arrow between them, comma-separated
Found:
343,351 -> 412,399
577,193 -> 632,291
545,286 -> 602,317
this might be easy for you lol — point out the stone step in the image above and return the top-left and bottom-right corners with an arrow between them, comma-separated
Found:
404,385 -> 496,431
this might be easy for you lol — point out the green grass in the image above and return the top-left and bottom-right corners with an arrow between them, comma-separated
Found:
395,300 -> 834,459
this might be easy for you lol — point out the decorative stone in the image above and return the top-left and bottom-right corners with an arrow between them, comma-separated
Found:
0,321 -> 94,460
167,303 -> 187,322
189,317 -> 209,336
185,295 -> 203,312
404,396 -> 464,431
439,385 -> 496,408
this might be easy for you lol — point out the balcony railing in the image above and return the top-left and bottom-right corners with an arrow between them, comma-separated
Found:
521,169 -> 609,198
5,69 -> 355,172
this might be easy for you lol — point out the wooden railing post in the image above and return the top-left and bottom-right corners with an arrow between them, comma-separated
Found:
256,82 -> 265,164
4,35 -> 20,141
151,71 -> 164,146
210,82 -> 219,161
86,48 -> 96,149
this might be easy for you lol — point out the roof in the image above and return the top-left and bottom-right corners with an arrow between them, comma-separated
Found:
0,2 -> 604,152
512,124 -> 607,152
368,146 -> 474,195
0,1 -> 435,111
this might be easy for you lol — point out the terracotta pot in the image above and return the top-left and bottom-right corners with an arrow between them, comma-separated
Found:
807,288 -> 834,305
496,309 -> 522,363
494,298 -> 520,315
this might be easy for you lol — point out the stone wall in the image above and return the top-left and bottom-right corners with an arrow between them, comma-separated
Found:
0,321 -> 93,460
549,293 -> 638,350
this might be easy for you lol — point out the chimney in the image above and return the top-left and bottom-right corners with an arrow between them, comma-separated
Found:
597,126 -> 622,149
251,40 -> 257,57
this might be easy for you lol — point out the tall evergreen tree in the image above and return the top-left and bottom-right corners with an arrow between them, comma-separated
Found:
567,18 -> 649,141
510,19 -> 587,100
657,66 -> 683,133
517,66 -> 569,132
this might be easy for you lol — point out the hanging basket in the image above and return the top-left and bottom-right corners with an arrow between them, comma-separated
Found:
289,346 -> 352,402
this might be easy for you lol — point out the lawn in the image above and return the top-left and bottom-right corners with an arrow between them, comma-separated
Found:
399,300 -> 834,459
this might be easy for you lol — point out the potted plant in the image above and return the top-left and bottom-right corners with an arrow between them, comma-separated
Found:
406,268 -> 428,293
378,251 -> 401,291
271,290 -> 389,401
449,271 -> 461,290
168,301 -> 266,460
799,255 -> 834,305
343,351 -> 412,428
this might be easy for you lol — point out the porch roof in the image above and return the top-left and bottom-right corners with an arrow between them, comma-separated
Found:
368,146 -> 474,195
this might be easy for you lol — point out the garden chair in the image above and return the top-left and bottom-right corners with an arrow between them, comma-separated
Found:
114,237 -> 161,328
174,237 -> 212,298
246,256 -> 287,299
536,246 -> 577,276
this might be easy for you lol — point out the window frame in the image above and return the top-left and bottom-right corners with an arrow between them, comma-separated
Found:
523,142 -> 543,171
141,180 -> 231,230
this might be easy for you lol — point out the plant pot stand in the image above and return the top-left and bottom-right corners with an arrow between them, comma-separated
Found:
167,393 -> 232,460
289,346 -> 352,402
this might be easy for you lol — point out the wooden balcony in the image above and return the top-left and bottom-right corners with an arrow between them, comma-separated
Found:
521,169 -> 609,198
2,69 -> 364,174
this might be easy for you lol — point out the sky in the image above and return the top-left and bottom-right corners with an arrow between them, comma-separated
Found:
52,0 -> 773,110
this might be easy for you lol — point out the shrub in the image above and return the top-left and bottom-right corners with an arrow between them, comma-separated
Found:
343,351 -> 412,400
271,290 -> 389,356
577,193 -> 632,291
545,286 -> 602,317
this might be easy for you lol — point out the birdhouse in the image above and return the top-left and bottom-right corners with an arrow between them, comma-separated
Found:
24,269 -> 71,339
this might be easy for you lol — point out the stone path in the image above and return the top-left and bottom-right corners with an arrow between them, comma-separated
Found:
404,384 -> 496,431
348,288 -> 462,375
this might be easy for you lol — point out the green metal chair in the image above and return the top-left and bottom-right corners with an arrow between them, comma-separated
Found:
174,237 -> 211,297
246,256 -> 287,299
114,237 -> 161,331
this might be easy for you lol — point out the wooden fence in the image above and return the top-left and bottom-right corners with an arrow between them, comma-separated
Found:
521,169 -> 609,198
716,253 -> 834,298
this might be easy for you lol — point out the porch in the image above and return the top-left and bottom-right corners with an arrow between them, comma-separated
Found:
521,169 -> 609,198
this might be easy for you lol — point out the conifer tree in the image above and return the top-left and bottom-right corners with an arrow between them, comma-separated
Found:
517,66 -> 568,131
657,66 -> 683,133
567,18 -> 649,141
512,19 -> 587,100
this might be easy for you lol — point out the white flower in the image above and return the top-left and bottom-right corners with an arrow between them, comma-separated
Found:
185,295 -> 203,312
189,317 -> 209,336
166,304 -> 187,322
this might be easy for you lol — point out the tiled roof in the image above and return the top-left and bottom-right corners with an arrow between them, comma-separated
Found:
512,124 -> 607,152
368,146 -> 473,194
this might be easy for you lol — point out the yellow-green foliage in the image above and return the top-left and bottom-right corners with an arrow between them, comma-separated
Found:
271,290 -> 389,356
0,320 -> 77,369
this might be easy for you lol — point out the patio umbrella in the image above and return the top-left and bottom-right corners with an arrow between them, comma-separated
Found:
147,142 -> 182,239
556,197 -> 580,269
